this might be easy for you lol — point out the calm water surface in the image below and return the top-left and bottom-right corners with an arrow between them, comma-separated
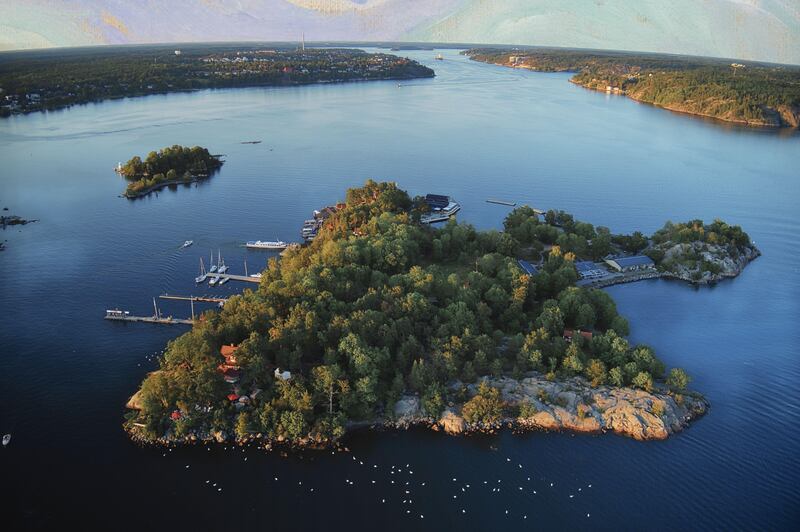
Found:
1,49 -> 798,530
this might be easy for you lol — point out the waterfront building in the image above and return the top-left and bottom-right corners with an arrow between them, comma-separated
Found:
575,260 -> 608,279
605,256 -> 655,272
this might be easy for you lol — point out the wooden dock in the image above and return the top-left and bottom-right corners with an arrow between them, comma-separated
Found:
217,273 -> 260,284
201,273 -> 260,285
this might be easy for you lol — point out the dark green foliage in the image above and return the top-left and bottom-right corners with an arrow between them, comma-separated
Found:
121,145 -> 222,196
130,181 -> 679,443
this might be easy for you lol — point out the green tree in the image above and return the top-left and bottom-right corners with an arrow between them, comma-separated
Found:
666,367 -> 691,391
462,381 -> 504,424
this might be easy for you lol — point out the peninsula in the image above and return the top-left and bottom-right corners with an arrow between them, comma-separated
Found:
466,48 -> 800,128
124,181 -> 757,448
0,45 -> 435,117
117,145 -> 223,198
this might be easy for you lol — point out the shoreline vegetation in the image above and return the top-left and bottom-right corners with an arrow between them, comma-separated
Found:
0,45 -> 434,118
124,181 -> 757,449
117,145 -> 223,198
465,48 -> 800,128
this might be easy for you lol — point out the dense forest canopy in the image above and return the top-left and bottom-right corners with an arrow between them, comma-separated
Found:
127,180 -> 693,444
466,48 -> 800,127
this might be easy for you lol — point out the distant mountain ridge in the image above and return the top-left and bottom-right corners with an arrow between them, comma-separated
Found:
2,0 -> 799,65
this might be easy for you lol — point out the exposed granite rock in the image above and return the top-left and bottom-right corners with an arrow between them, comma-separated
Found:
385,374 -> 707,441
659,241 -> 760,284
125,389 -> 144,410
439,408 -> 467,435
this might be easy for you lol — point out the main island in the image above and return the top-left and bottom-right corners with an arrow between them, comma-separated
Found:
125,181 -> 759,447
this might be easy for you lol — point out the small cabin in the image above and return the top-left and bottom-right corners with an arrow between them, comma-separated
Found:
274,368 -> 292,381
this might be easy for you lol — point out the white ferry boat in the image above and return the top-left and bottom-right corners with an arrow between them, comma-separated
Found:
246,240 -> 288,250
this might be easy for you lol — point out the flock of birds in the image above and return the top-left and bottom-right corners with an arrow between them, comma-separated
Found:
142,347 -> 596,522
158,442 -> 596,523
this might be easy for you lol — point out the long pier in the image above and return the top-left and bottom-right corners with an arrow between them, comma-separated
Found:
159,294 -> 228,303
104,314 -> 193,325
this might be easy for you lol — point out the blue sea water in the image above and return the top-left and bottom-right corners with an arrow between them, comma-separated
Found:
1,48 -> 798,530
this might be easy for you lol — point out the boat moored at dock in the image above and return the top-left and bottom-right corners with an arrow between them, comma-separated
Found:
246,240 -> 288,250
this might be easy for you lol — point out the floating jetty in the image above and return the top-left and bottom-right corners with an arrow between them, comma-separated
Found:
486,198 -> 516,206
208,272 -> 259,284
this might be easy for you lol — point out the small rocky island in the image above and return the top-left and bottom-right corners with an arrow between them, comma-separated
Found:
124,181 -> 756,449
117,145 -> 223,198
648,219 -> 761,283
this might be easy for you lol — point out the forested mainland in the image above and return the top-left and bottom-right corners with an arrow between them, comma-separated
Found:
466,48 -> 800,128
0,45 -> 434,117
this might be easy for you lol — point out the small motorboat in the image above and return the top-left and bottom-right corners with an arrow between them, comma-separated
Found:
2,434 -> 10,446
182,240 -> 193,248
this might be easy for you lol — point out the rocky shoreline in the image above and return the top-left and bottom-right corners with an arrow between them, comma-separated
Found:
122,175 -> 208,199
384,375 -> 707,441
125,373 -> 708,449
658,242 -> 761,285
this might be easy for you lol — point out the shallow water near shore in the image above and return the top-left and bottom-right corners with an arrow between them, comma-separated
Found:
1,48 -> 799,530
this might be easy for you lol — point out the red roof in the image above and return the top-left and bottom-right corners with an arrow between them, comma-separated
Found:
170,410 -> 182,420
227,393 -> 239,401
580,331 -> 593,340
563,329 -> 574,338
220,344 -> 239,357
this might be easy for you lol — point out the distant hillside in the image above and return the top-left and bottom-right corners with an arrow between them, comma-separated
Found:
2,0 -> 799,65
467,48 -> 800,128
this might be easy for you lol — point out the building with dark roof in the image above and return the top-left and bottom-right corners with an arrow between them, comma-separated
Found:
425,194 -> 450,210
575,260 -> 609,279
604,255 -> 655,272
517,259 -> 538,276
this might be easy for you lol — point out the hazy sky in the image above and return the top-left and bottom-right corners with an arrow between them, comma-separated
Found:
2,0 -> 798,64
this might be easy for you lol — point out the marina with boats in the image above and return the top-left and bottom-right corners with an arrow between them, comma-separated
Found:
105,191 -> 463,327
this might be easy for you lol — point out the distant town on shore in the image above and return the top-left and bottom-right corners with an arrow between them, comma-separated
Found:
0,45 -> 434,117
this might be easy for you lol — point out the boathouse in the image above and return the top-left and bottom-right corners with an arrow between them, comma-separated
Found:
575,261 -> 608,280
604,255 -> 655,272
424,194 -> 450,210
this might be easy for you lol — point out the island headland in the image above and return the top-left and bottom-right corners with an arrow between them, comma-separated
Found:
124,181 -> 758,449
465,48 -> 800,128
